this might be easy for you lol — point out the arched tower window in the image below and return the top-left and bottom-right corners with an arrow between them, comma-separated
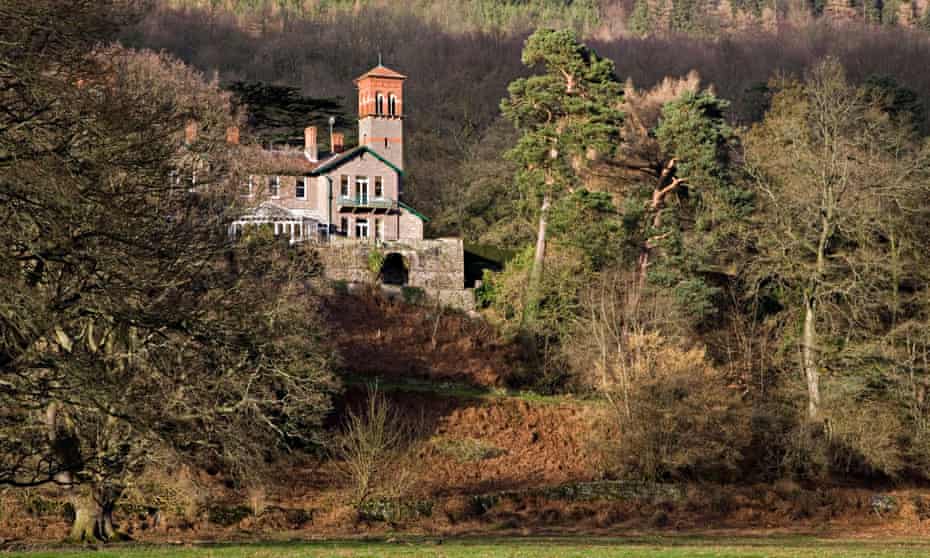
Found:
388,94 -> 397,116
376,93 -> 384,116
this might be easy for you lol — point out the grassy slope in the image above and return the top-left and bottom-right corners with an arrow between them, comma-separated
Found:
10,537 -> 930,557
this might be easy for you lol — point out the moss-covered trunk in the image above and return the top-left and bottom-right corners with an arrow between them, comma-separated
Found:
68,487 -> 120,542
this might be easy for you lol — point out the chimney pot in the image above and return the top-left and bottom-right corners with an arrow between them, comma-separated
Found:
226,125 -> 240,145
185,120 -> 198,144
305,126 -> 318,162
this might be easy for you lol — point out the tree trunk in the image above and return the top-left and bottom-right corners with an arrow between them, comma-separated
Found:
68,487 -> 120,542
802,295 -> 820,421
524,192 -> 550,325
635,161 -> 680,303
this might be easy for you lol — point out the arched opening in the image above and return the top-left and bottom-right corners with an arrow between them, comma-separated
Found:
380,253 -> 409,286
376,93 -> 384,115
388,94 -> 397,116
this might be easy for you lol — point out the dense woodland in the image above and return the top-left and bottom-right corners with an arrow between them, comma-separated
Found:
3,0 -> 930,544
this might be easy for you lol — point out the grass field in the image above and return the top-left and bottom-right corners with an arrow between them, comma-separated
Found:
6,537 -> 930,558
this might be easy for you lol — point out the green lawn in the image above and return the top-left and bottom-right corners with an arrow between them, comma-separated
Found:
5,537 -> 930,558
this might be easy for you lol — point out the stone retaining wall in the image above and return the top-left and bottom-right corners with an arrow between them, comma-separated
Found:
315,237 -> 474,311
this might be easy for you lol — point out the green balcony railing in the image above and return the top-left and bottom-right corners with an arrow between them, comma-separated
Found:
337,196 -> 396,211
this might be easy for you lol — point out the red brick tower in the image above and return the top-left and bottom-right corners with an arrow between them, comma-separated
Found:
355,63 -> 406,170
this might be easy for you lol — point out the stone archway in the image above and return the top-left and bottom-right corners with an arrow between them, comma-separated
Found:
380,252 -> 409,286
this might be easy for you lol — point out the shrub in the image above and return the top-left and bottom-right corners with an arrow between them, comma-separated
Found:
333,387 -> 417,508
601,337 -> 750,481
401,286 -> 426,305
117,466 -> 203,524
779,396 -> 907,481
367,247 -> 385,277
207,505 -> 251,526
431,437 -> 506,463
825,400 -> 905,479
474,269 -> 498,308
332,279 -> 349,295
357,499 -> 433,523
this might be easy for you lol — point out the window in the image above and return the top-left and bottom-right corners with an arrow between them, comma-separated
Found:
355,218 -> 369,239
340,175 -> 349,197
296,177 -> 307,199
376,93 -> 384,115
340,217 -> 349,236
374,218 -> 383,241
355,176 -> 369,204
388,94 -> 397,116
270,176 -> 280,198
374,176 -> 383,198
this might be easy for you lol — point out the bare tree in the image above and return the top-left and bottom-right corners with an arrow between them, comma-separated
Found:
0,3 -> 337,541
745,58 -> 930,422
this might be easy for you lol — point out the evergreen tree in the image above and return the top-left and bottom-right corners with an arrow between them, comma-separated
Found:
227,81 -> 346,148
645,91 -> 749,322
500,29 -> 623,325
616,75 -> 750,324
628,0 -> 654,36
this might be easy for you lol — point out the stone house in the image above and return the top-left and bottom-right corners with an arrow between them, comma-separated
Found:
228,63 -> 427,243
222,63 -> 474,310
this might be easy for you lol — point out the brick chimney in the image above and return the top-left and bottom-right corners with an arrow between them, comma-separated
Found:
226,125 -> 240,145
185,120 -> 198,144
305,126 -> 318,162
332,132 -> 345,153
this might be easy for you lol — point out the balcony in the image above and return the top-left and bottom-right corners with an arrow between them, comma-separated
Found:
337,196 -> 397,213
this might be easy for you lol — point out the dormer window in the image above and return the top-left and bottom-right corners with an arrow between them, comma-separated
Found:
376,93 -> 384,115
388,94 -> 397,116
374,176 -> 383,198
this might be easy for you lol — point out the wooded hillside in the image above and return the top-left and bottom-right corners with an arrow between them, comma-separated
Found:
163,0 -> 930,36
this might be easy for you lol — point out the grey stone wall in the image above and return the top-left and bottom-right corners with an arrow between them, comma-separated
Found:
315,237 -> 474,311
398,207 -> 424,240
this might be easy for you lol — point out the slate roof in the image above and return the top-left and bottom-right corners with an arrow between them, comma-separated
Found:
309,145 -> 404,177
355,64 -> 407,82
236,145 -> 319,175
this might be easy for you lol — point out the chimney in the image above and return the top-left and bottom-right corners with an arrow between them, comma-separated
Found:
185,120 -> 198,144
226,125 -> 240,145
333,132 -> 345,153
304,126 -> 318,162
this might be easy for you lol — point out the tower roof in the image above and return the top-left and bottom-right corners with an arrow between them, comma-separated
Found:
355,64 -> 407,83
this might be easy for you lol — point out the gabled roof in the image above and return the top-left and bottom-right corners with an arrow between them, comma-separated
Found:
399,201 -> 429,223
236,145 -> 320,175
355,64 -> 407,82
310,145 -> 404,177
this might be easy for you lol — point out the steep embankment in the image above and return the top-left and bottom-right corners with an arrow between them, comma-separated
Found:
323,292 -> 519,388
5,293 -> 930,546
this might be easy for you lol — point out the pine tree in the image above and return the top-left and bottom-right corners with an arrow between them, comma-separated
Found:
500,29 -> 623,325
